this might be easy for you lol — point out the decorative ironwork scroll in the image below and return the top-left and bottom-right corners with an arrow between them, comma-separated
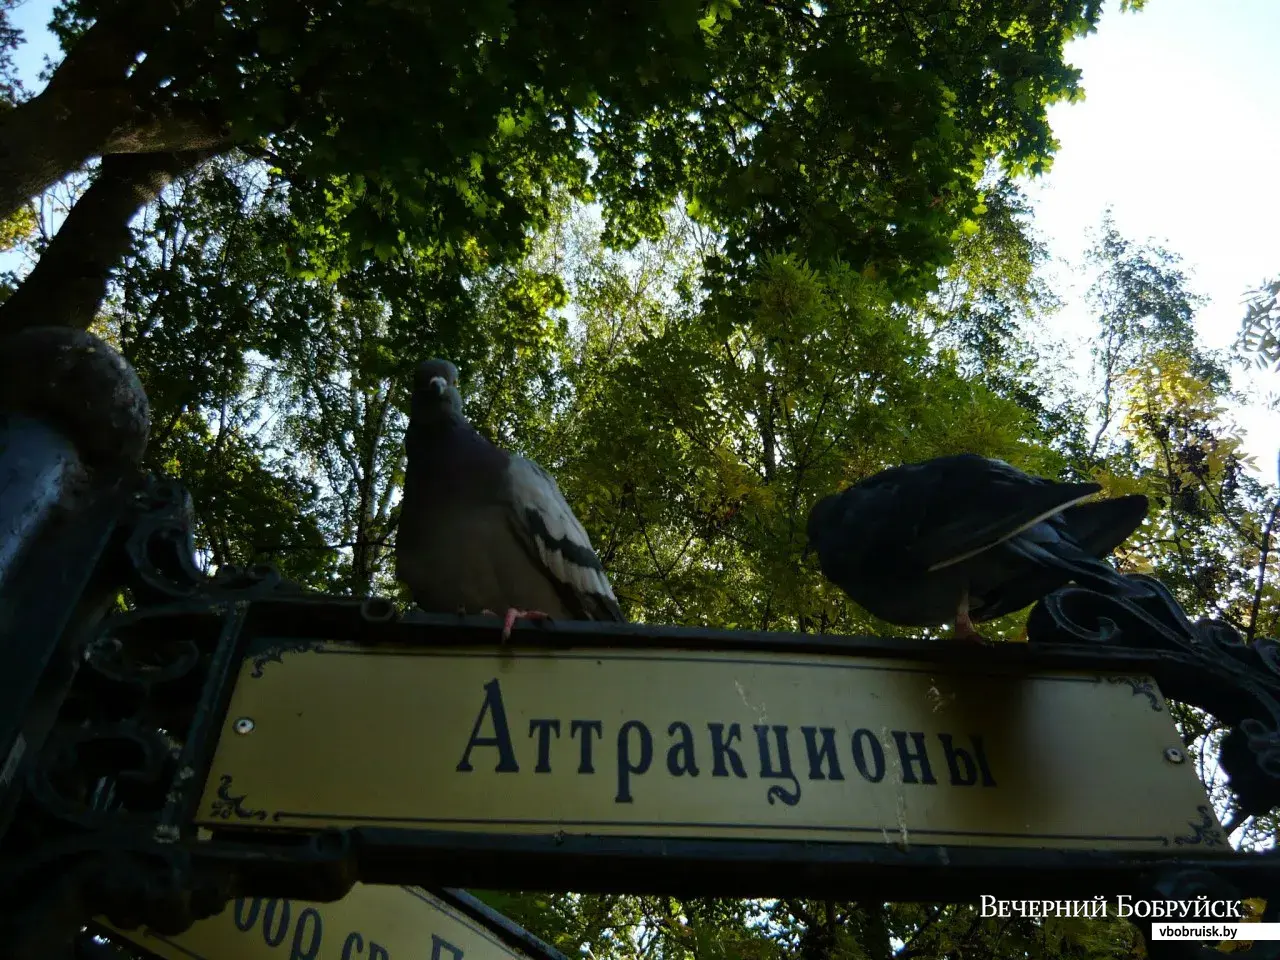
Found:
1027,572 -> 1280,817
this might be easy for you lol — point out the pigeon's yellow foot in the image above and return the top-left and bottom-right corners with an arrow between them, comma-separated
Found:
501,608 -> 553,642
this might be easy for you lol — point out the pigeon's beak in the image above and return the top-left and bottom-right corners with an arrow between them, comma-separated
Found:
427,376 -> 449,397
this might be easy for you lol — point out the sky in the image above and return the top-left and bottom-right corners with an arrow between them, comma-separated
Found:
1025,0 -> 1280,479
5,0 -> 1277,477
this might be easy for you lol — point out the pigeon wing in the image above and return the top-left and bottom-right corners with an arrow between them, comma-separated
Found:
920,483 -> 1100,572
901,458 -> 1103,572
502,455 -> 624,621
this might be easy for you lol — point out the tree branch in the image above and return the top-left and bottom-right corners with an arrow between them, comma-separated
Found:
0,147 -> 219,335
101,99 -> 232,155
0,0 -> 182,218
1248,491 -> 1280,643
895,905 -> 947,959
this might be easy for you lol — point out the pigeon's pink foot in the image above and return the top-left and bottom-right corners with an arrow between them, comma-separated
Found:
501,608 -> 553,642
952,607 -> 986,644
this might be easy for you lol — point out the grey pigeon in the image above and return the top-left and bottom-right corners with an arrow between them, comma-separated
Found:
396,358 -> 623,638
805,454 -> 1148,641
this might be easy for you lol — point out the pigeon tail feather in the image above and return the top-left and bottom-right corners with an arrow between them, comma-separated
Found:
1004,534 -> 1143,597
1056,494 -> 1149,559
505,456 -> 623,622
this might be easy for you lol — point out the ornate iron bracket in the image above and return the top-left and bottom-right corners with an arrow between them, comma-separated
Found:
1028,572 -> 1280,816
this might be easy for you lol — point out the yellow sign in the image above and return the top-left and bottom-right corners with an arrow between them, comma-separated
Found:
99,885 -> 552,960
196,643 -> 1226,851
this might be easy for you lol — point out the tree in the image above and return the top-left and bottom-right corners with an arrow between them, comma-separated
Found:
94,156 -> 579,594
67,4 -> 1250,955
536,192 -> 1075,638
1072,213 -> 1271,637
95,158 -> 337,585
1238,276 -> 1280,371
1064,215 -> 1280,853
0,0 -> 36,255
2,0 -> 1117,338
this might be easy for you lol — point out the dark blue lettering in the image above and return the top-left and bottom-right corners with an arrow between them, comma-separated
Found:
570,720 -> 603,773
529,719 -> 561,773
801,726 -> 844,780
892,730 -> 937,784
290,907 -> 323,960
851,728 -> 885,782
233,897 -> 260,932
457,678 -> 519,773
939,733 -> 981,786
431,933 -> 466,960
754,724 -> 801,805
370,944 -> 389,960
708,722 -> 748,778
262,899 -> 290,948
616,720 -> 653,802
973,734 -> 996,786
341,932 -> 364,959
666,721 -> 700,776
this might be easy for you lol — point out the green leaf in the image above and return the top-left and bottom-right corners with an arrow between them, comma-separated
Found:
257,26 -> 290,54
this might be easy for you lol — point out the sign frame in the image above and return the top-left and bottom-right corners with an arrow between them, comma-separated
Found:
158,598 -> 1258,905
195,640 -> 1224,854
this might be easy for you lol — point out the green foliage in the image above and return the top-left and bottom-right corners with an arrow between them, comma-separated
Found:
0,0 -> 25,106
1238,277 -> 1280,370
154,409 -> 334,584
1085,210 -> 1228,400
29,0 -> 1111,331
0,202 -> 35,251
536,210 -> 1068,639
92,160 -> 328,583
1072,213 -> 1274,647
92,158 -> 579,594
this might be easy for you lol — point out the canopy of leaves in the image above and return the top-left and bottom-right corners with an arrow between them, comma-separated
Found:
0,0 -> 1113,338
1239,277 -> 1280,371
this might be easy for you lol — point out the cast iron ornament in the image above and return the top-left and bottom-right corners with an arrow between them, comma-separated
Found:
1028,571 -> 1280,817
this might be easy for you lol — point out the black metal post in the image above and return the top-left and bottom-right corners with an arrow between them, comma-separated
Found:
0,327 -> 149,836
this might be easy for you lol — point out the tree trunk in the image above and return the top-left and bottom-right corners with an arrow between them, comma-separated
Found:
0,0 -> 231,220
0,148 -> 218,336
0,85 -> 139,221
859,901 -> 891,960
0,0 -> 184,219
102,100 -> 232,155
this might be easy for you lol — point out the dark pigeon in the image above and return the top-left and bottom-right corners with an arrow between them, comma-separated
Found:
396,359 -> 623,638
805,453 -> 1149,641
